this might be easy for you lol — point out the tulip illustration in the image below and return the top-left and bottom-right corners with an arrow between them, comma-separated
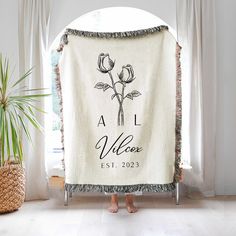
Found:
118,64 -> 135,84
95,53 -> 141,126
97,53 -> 115,73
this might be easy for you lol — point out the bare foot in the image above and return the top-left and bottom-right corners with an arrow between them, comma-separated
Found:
125,194 -> 138,213
108,194 -> 119,213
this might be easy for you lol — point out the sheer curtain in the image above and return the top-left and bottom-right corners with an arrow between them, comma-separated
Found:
18,0 -> 51,200
176,0 -> 217,196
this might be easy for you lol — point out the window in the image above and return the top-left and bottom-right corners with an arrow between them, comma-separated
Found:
47,7 -> 180,175
50,49 -> 62,152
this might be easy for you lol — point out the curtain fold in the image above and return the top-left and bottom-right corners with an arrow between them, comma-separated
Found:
176,0 -> 217,196
18,0 -> 50,200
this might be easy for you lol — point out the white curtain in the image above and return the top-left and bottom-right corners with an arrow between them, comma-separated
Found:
18,0 -> 50,200
176,0 -> 217,196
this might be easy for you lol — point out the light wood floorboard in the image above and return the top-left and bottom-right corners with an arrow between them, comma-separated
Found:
0,190 -> 235,236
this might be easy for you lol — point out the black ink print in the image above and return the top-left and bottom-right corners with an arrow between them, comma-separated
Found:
95,53 -> 141,126
95,132 -> 143,159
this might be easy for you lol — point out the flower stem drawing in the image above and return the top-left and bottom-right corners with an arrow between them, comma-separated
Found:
95,53 -> 141,126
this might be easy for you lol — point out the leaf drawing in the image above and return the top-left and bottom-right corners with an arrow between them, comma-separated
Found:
126,93 -> 133,100
94,82 -> 105,89
111,94 -> 116,100
131,90 -> 141,97
95,53 -> 142,126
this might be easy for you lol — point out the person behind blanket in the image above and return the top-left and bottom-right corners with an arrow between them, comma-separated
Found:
108,194 -> 137,213
108,168 -> 183,213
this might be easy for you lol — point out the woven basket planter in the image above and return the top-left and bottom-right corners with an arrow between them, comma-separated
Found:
0,163 -> 25,213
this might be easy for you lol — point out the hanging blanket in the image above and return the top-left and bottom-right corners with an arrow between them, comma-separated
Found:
56,25 -> 182,193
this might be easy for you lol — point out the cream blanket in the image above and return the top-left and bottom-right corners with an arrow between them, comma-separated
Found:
57,26 -> 182,193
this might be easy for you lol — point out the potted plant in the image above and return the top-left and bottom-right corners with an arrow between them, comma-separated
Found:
0,54 -> 50,213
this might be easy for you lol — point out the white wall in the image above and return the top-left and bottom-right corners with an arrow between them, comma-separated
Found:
215,0 -> 236,195
0,0 -> 235,195
0,0 -> 19,78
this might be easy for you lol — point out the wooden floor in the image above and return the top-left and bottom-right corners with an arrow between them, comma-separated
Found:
0,189 -> 235,236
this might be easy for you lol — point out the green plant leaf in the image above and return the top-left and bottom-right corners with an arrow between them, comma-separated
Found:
1,113 -> 5,165
0,55 -> 10,98
10,93 -> 51,99
22,88 -> 49,92
18,115 -> 32,142
0,55 -> 48,166
9,116 -> 17,157
11,67 -> 33,88
16,104 -> 42,131
4,113 -> 10,159
12,100 -> 46,114
0,106 -> 3,134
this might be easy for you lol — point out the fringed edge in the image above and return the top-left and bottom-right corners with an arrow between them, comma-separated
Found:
54,64 -> 65,170
57,25 -> 169,51
174,43 -> 182,183
65,183 -> 175,193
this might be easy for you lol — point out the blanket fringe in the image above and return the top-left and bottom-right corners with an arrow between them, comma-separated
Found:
54,64 -> 65,169
174,43 -> 182,183
65,183 -> 175,193
57,25 -> 169,51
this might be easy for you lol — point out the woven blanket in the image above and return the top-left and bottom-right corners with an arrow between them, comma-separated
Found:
56,26 -> 182,193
